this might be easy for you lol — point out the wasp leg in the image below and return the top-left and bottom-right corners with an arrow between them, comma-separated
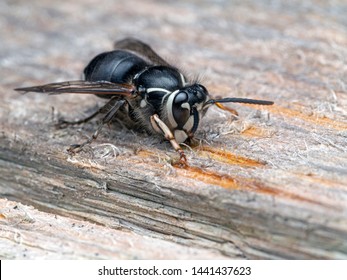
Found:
68,99 -> 126,154
57,97 -> 124,128
150,114 -> 187,165
56,107 -> 100,128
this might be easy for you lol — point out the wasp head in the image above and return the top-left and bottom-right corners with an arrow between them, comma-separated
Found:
164,84 -> 209,143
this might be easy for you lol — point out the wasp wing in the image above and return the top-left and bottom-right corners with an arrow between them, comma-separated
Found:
15,80 -> 136,97
114,38 -> 172,67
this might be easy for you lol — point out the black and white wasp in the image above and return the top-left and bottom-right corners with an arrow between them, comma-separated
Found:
15,38 -> 273,163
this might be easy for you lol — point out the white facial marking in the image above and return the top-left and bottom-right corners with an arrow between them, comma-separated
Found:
183,115 -> 194,131
174,130 -> 188,143
161,91 -> 172,104
166,90 -> 180,128
181,102 -> 190,110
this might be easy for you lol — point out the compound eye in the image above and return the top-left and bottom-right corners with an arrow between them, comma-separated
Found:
172,91 -> 190,128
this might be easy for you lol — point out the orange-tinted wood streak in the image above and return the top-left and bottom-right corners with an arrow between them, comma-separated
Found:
244,104 -> 347,130
174,165 -> 327,206
130,149 -> 335,207
174,165 -> 241,189
241,179 -> 322,205
135,149 -> 157,158
241,126 -> 268,137
197,146 -> 265,167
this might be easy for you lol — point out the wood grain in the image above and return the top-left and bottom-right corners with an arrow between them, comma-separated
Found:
0,199 -> 226,259
1,0 -> 346,259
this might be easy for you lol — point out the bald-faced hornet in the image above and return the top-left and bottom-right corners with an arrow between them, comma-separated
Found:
15,38 -> 273,164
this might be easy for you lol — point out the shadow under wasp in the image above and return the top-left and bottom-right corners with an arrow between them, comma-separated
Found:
15,38 -> 273,164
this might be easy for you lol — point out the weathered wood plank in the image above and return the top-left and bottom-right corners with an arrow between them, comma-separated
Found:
1,0 -> 347,259
0,199 -> 226,259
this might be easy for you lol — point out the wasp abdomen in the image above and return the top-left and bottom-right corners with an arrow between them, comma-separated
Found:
84,50 -> 148,84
